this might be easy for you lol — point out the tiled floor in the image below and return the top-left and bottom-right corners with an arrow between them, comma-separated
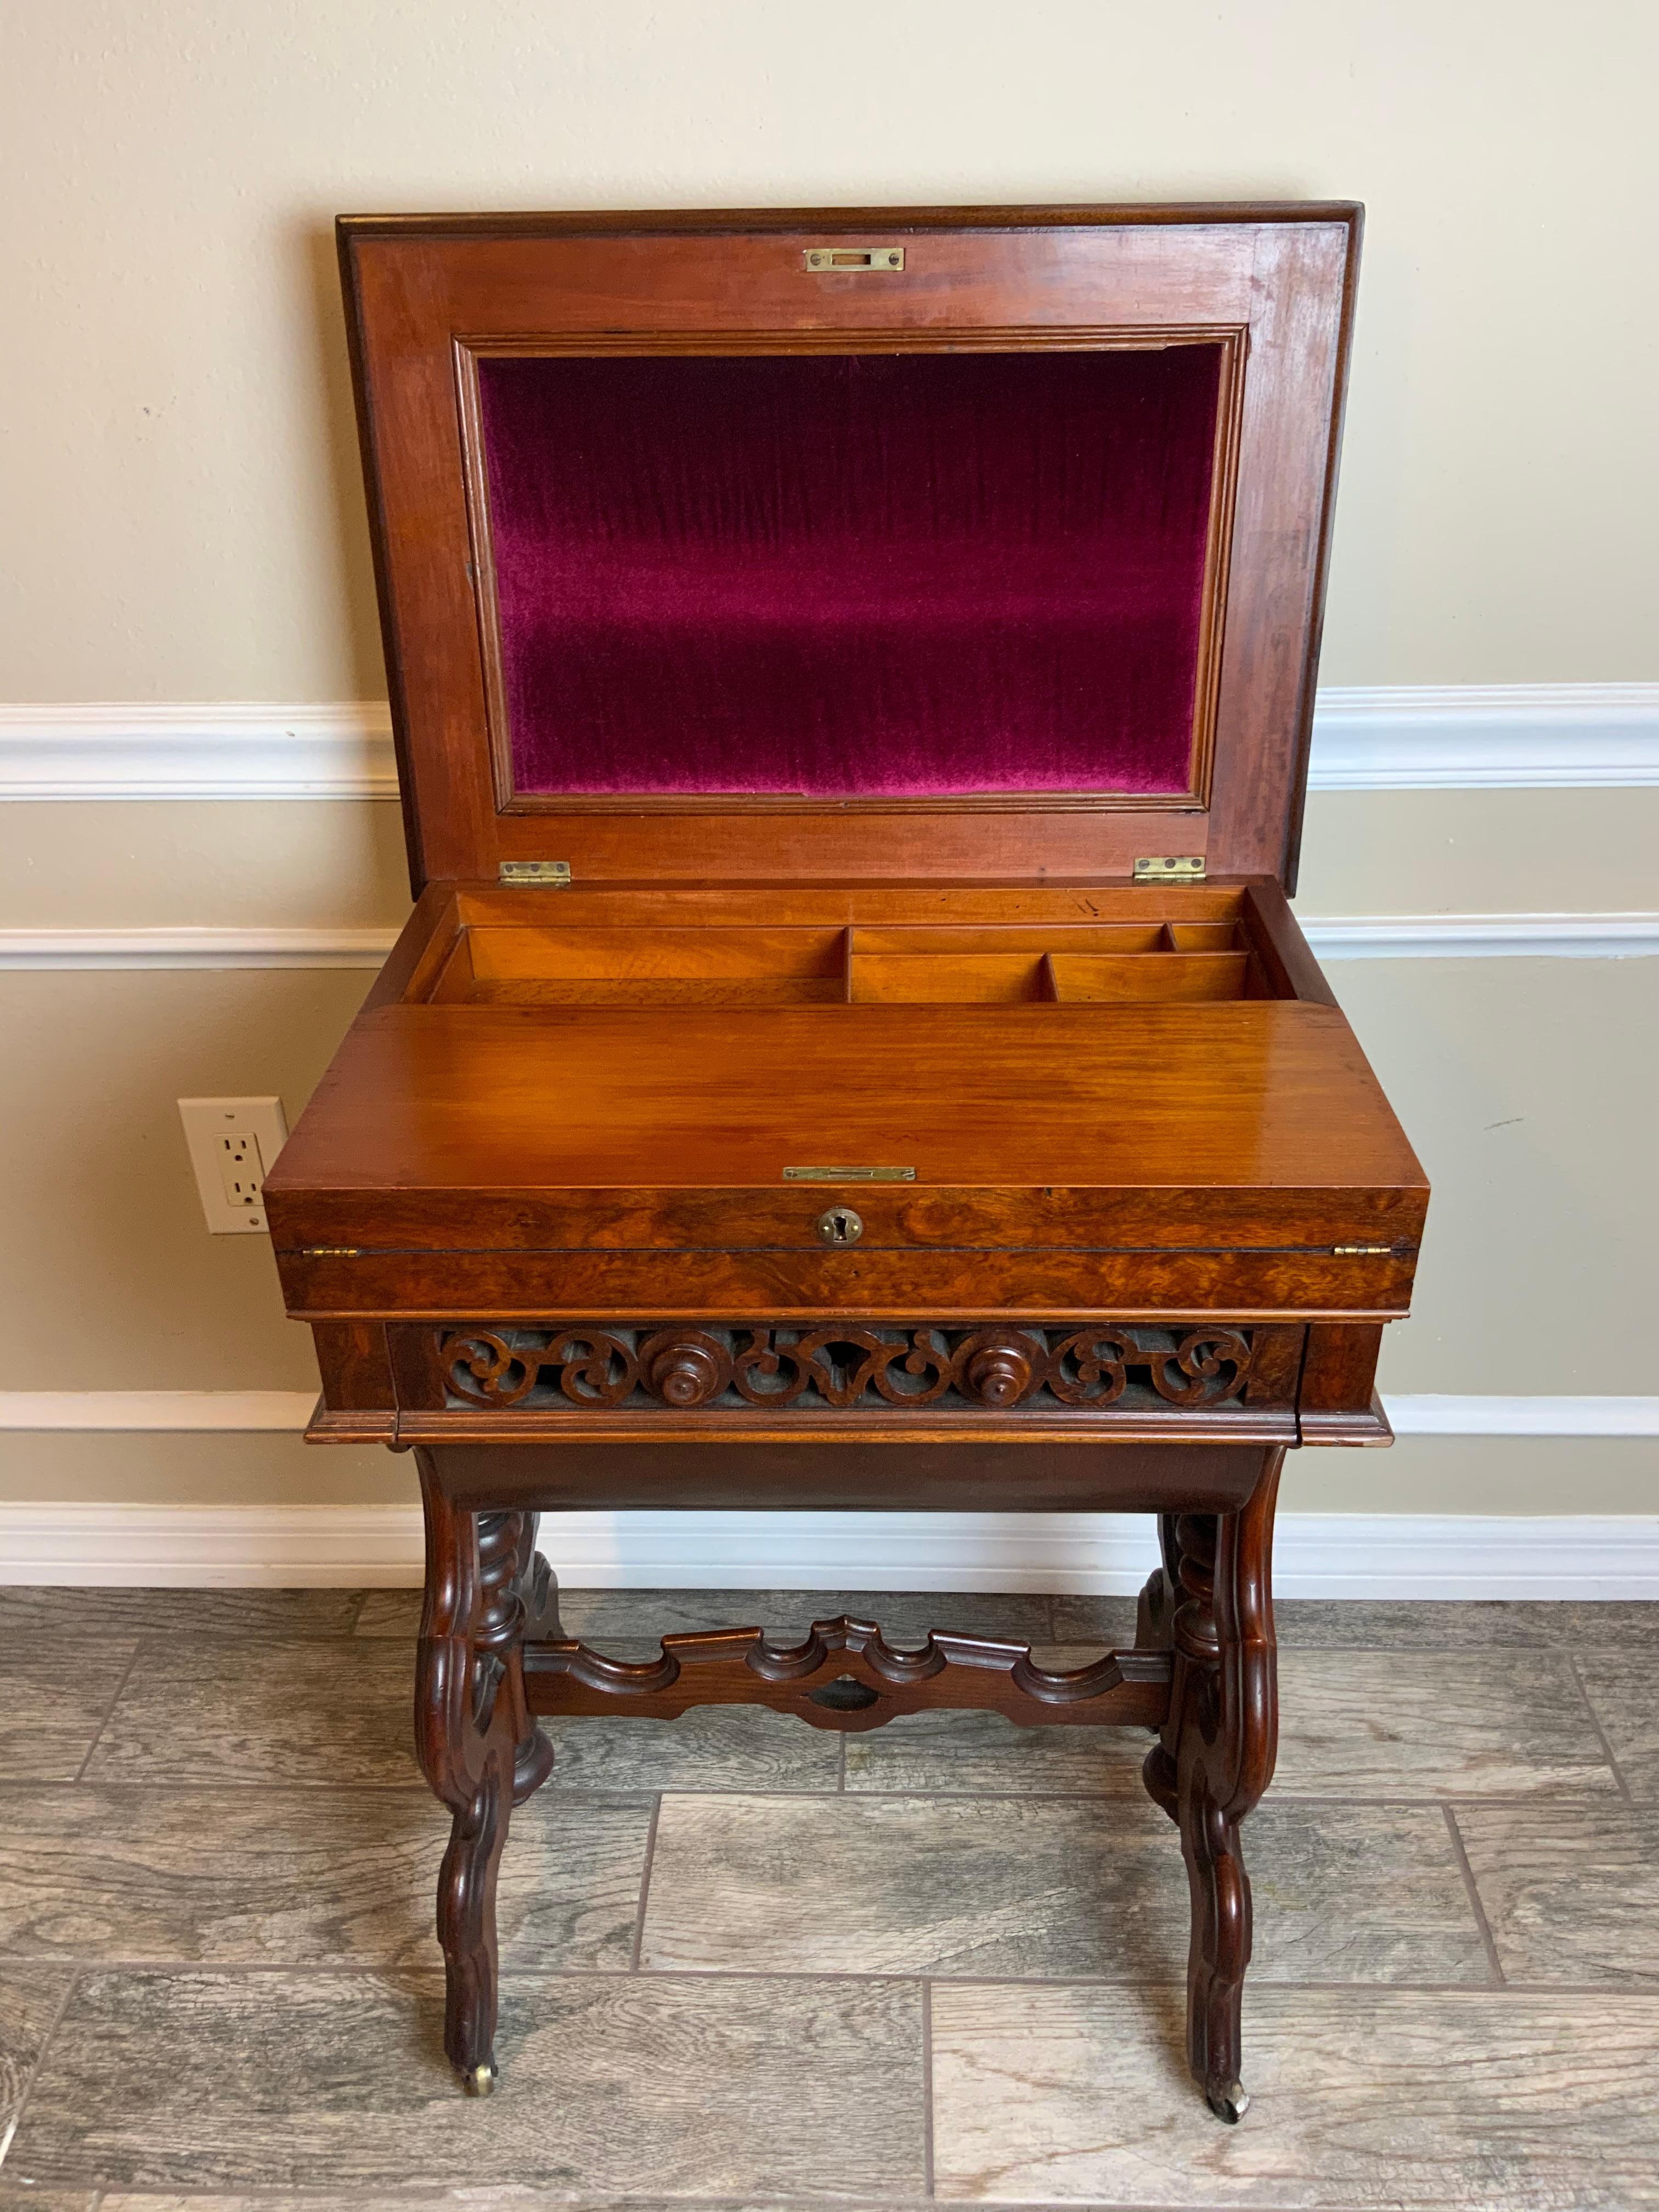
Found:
2,1586 -> 1658,2209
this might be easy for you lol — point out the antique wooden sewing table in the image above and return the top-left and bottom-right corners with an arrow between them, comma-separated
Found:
263,203 -> 1426,2124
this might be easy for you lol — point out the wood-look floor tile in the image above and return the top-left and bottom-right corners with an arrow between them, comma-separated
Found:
357,1584 -> 1054,1648
1457,1799 -> 1659,1983
845,1709 -> 1148,1796
1274,1599 -> 1659,1650
97,2200 -> 887,2211
1575,1647 -> 1659,1803
0,1787 -> 651,1971
1045,1595 -> 1141,1648
1272,1650 -> 1616,1797
931,1984 -> 1659,2205
82,1640 -> 419,1786
0,1589 -> 363,1639
0,1964 -> 74,2168
542,1705 -> 839,1792
351,1589 -> 425,1639
0,1645 -> 138,1784
1051,1597 -> 1659,1652
642,1793 -> 1485,1984
7,1971 -> 925,2194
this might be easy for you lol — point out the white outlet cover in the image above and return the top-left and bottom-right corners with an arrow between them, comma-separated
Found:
178,1095 -> 290,1235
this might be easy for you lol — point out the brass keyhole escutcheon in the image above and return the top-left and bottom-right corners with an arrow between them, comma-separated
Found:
816,1205 -> 864,1247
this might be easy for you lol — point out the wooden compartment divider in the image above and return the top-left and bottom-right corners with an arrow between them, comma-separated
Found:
414,908 -> 1265,1008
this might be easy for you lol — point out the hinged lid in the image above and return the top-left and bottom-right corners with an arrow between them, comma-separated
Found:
338,204 -> 1360,893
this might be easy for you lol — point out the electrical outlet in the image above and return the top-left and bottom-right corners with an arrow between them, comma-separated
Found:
179,1096 -> 289,1234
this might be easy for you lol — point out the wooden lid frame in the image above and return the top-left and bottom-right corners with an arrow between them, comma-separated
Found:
338,204 -> 1361,893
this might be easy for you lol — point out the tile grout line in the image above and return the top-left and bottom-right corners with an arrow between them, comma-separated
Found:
10,1776 -> 1628,1808
629,1792 -> 663,1972
1441,1803 -> 1508,1988
1565,1650 -> 1637,1807
69,1638 -> 147,1785
0,1963 -> 86,2172
18,1960 -> 1649,1995
921,1976 -> 936,2199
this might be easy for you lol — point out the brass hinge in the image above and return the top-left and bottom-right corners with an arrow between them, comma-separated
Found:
300,1246 -> 362,1258
1133,855 -> 1206,883
1333,1244 -> 1395,1257
498,860 -> 571,887
803,245 -> 905,273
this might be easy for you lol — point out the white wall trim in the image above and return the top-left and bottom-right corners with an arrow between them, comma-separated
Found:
2,685 -> 1656,802
1300,914 -> 1659,960
0,927 -> 398,970
1307,683 -> 1659,790
5,1389 -> 1656,1437
1385,1395 -> 1659,1437
0,1390 -> 318,1431
2,1394 -> 1655,1594
1,1502 -> 1656,1597
4,915 -> 1657,971
0,702 -> 398,801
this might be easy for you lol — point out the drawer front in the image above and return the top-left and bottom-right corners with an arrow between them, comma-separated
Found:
311,1314 -> 1310,1448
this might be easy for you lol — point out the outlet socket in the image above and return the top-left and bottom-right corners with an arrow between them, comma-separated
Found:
179,1096 -> 290,1234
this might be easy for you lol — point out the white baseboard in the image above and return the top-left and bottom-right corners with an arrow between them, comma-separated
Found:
2,684 -> 1656,801
2,1392 -> 1656,1594
1,1503 -> 1656,1599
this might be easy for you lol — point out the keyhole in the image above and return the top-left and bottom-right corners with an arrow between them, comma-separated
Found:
816,1206 -> 864,1246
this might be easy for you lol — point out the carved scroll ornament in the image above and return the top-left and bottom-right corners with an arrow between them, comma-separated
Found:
441,1322 -> 1253,1415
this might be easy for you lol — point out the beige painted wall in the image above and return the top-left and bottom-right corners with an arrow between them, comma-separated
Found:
3,0 -> 1657,699
6,787 -> 1659,934
2,799 -> 1657,1510
4,922 -> 1655,1403
2,7 -> 1656,1525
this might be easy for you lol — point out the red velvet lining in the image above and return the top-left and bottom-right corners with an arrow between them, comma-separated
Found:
478,346 -> 1221,798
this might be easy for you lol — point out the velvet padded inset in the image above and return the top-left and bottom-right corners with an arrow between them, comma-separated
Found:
478,346 -> 1221,798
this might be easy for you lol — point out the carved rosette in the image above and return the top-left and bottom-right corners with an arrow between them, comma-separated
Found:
441,1322 -> 1252,1415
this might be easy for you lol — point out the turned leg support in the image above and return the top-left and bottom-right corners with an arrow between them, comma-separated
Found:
414,1454 -> 557,2092
1137,1453 -> 1282,2123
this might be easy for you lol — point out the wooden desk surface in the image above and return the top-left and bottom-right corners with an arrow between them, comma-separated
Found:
269,999 -> 1423,1196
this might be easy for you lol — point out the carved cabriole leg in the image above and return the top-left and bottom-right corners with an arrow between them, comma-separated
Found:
414,1453 -> 556,2094
1140,1451 -> 1283,2124
1137,1511 -> 1183,1812
507,1510 -> 559,1802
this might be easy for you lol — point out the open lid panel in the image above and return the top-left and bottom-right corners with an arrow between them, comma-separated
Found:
338,205 -> 1360,891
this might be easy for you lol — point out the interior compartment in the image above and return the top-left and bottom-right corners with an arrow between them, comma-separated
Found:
418,904 -> 1271,1007
475,344 -> 1224,801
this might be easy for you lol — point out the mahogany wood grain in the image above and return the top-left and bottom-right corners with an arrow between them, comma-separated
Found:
1139,1448 -> 1283,2120
1299,1322 -> 1393,1443
523,1620 -> 1172,1731
408,1437 -> 1280,1515
288,1248 -> 1417,1328
297,206 -> 1418,2126
339,205 -> 1356,893
265,1001 -> 1424,1203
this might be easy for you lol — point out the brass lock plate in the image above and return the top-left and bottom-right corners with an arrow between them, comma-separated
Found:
783,1165 -> 914,1182
803,245 -> 905,273
816,1205 -> 864,1247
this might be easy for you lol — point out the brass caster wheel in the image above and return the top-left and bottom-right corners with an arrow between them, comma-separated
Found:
460,2061 -> 498,2098
1206,2080 -> 1249,2125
